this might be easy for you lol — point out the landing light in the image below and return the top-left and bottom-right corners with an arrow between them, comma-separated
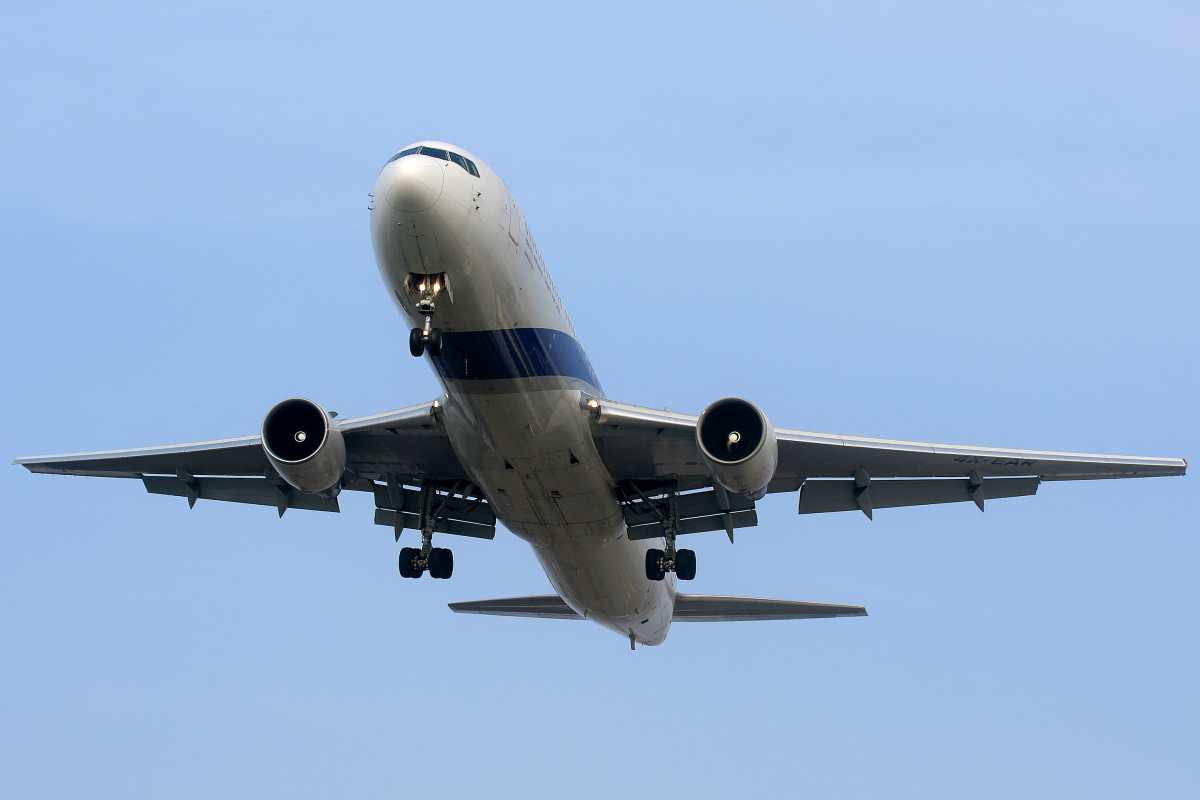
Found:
587,399 -> 599,409
418,282 -> 426,291
433,282 -> 441,292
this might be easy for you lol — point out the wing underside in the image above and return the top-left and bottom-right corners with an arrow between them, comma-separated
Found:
589,398 -> 1183,491
13,401 -> 483,525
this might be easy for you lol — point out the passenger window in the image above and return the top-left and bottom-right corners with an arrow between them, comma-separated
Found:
448,152 -> 469,172
418,147 -> 450,161
386,147 -> 420,165
465,158 -> 480,177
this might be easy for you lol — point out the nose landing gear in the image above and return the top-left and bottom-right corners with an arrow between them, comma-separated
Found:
407,273 -> 445,357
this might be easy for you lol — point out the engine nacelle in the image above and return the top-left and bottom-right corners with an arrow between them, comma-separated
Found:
696,397 -> 778,500
261,398 -> 347,495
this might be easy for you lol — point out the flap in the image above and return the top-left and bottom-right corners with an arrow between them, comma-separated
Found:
799,476 -> 1039,515
143,475 -> 339,514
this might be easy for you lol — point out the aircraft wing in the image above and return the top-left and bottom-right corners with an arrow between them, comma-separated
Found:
14,400 -> 475,518
588,398 -> 1186,518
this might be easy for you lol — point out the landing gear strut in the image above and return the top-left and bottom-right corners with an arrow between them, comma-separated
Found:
408,274 -> 444,357
397,483 -> 455,580
642,483 -> 697,582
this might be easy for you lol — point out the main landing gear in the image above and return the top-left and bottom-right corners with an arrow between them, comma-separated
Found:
399,546 -> 453,579
642,483 -> 698,582
408,273 -> 444,357
397,483 -> 454,580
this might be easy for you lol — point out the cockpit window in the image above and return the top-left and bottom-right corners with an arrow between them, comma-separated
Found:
386,147 -> 420,164
385,146 -> 480,177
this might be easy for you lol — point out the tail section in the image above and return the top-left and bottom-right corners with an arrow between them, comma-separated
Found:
448,594 -> 866,621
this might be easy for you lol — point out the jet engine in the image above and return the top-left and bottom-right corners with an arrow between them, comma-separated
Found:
261,398 -> 347,496
696,397 -> 778,500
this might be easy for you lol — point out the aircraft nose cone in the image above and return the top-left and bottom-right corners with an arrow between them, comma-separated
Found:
384,158 -> 443,212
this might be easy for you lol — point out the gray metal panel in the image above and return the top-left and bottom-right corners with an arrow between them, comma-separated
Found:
448,595 -> 582,619
672,595 -> 867,622
373,509 -> 495,539
18,435 -> 269,479
627,509 -> 758,540
798,477 -> 1040,514
623,489 -> 754,526
142,476 -> 340,512
776,429 -> 1185,481
371,484 -> 496,525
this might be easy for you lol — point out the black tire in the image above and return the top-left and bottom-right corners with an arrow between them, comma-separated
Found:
427,328 -> 444,357
676,549 -> 697,581
409,328 -> 425,357
439,548 -> 453,579
645,548 -> 665,581
428,547 -> 447,579
398,547 -> 415,578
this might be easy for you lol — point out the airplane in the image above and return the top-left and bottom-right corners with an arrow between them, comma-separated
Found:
15,140 -> 1187,648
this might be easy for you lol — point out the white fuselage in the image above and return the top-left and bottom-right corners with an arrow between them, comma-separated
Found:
369,141 -> 674,645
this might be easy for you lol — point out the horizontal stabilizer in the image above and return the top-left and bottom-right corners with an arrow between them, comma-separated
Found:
449,596 -> 582,619
672,594 -> 867,621
448,594 -> 867,622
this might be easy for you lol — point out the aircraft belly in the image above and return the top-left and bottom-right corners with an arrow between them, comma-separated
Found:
533,529 -> 675,646
441,386 -> 620,542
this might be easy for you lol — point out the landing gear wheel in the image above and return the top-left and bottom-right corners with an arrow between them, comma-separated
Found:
428,547 -> 454,579
426,328 -> 444,357
398,547 -> 416,578
645,548 -> 665,581
409,328 -> 425,357
676,548 -> 697,581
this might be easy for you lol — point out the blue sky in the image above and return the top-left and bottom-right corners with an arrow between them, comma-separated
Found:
2,2 -> 1197,797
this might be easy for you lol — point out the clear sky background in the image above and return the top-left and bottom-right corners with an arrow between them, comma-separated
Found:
2,2 -> 1197,798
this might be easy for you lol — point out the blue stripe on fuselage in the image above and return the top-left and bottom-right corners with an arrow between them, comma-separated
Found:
429,328 -> 603,391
